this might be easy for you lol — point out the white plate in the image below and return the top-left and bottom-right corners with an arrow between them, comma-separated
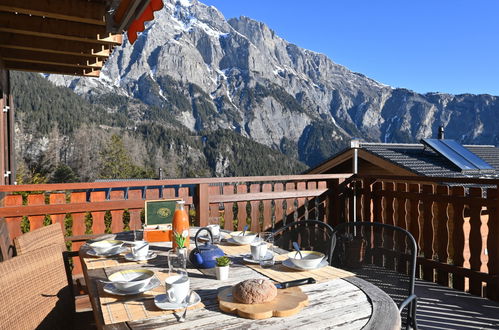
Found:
124,252 -> 157,262
154,291 -> 201,310
86,246 -> 128,257
198,232 -> 230,242
226,237 -> 252,246
242,252 -> 274,264
282,258 -> 328,271
103,277 -> 161,296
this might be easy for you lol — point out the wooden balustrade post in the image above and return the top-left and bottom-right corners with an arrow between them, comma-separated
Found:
422,184 -> 435,282
487,188 -> 499,301
327,178 -> 340,226
195,183 -> 209,227
468,188 -> 484,296
435,185 -> 450,287
450,186 -> 465,291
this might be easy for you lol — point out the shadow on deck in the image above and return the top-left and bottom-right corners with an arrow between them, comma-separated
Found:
415,280 -> 499,329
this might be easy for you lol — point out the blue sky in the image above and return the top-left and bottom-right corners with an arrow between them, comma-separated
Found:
202,0 -> 499,96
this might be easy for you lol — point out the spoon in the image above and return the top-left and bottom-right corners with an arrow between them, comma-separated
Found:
178,291 -> 196,322
241,224 -> 249,236
292,242 -> 303,259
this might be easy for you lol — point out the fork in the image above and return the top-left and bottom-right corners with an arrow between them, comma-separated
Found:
178,291 -> 195,322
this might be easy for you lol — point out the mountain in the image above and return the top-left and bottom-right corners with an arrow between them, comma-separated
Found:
15,0 -> 499,181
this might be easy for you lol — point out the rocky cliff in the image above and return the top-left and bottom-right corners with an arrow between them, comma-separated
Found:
46,0 -> 499,170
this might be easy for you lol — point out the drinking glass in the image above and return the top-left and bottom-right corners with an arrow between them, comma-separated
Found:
259,232 -> 275,268
168,250 -> 188,277
134,225 -> 144,241
207,217 -> 221,243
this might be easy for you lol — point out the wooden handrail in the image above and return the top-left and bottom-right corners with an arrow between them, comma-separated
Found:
0,174 -> 351,192
356,174 -> 499,185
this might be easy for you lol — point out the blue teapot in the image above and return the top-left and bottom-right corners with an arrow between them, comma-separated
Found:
189,227 -> 225,269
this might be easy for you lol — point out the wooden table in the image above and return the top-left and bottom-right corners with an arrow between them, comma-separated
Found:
80,231 -> 401,329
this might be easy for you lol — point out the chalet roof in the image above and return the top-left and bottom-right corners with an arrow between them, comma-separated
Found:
360,142 -> 499,178
0,0 -> 162,77
308,141 -> 499,179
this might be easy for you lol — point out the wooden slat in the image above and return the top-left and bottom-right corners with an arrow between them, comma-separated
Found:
0,32 -> 110,58
249,184 -> 260,232
487,188 -> 499,300
422,184 -> 434,282
70,191 -> 86,274
0,48 -> 102,68
451,186 -> 465,291
4,194 -> 22,241
236,184 -> 247,231
195,183 -> 208,228
285,182 -> 296,225
435,185 -> 450,286
0,0 -> 107,26
468,187 -> 483,296
127,189 -> 143,231
222,185 -> 234,231
306,181 -> 318,221
261,183 -> 272,231
90,191 -> 106,235
408,184 -> 421,247
27,194 -> 45,231
4,60 -> 99,77
0,12 -> 109,42
109,190 -> 125,234
317,181 -> 327,223
372,182 -> 382,223
49,193 -> 66,227
208,185 -> 219,218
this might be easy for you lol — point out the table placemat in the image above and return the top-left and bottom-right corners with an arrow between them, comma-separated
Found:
218,243 -> 353,283
99,270 -> 205,325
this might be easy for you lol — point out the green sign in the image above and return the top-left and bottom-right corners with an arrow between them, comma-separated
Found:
145,199 -> 179,226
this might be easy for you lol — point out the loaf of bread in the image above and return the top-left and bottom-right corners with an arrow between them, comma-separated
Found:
232,278 -> 277,304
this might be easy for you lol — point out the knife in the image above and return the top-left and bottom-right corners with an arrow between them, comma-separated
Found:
274,277 -> 316,289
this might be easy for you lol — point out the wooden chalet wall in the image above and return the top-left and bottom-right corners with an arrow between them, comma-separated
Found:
0,60 -> 13,185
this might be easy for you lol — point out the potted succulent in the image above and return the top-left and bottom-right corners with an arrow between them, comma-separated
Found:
215,255 -> 231,280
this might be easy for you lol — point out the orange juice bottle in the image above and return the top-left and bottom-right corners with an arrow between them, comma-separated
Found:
172,200 -> 190,250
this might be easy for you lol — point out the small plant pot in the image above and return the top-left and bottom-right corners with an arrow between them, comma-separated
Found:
215,265 -> 229,280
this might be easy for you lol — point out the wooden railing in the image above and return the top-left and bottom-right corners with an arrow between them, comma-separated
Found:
0,174 -> 350,273
350,175 -> 499,302
1,172 -> 498,303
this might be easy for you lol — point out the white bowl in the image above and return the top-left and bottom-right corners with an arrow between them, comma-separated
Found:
89,240 -> 124,255
230,231 -> 257,244
108,269 -> 155,292
287,250 -> 325,269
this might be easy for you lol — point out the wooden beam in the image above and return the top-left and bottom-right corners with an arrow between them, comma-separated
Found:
4,61 -> 100,77
0,27 -> 122,46
3,56 -> 100,70
0,0 -> 106,26
0,49 -> 103,69
0,12 -> 109,41
0,33 -> 111,59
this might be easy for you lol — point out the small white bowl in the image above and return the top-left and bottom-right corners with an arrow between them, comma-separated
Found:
230,231 -> 257,244
287,250 -> 325,269
108,269 -> 155,292
89,240 -> 124,255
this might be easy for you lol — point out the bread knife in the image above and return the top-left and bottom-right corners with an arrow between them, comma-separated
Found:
274,277 -> 316,289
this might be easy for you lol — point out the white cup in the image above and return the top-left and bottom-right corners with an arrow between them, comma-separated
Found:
250,241 -> 268,260
165,275 -> 190,304
131,240 -> 149,259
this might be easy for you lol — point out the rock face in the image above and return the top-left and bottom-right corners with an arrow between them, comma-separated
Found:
49,0 -> 499,168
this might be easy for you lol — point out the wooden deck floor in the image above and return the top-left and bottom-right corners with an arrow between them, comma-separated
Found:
415,280 -> 499,329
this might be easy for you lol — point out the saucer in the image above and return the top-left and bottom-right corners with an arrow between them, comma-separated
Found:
86,246 -> 128,257
124,252 -> 157,262
154,291 -> 201,310
242,252 -> 273,264
103,277 -> 161,296
282,258 -> 328,271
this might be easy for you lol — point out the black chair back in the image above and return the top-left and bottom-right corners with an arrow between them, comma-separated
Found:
332,221 -> 418,330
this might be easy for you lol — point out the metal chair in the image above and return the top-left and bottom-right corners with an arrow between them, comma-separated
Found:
332,221 -> 418,329
272,219 -> 335,263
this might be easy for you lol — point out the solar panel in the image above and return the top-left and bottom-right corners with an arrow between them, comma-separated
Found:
421,138 -> 495,172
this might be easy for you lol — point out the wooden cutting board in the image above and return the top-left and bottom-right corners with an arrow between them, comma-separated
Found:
218,286 -> 308,320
